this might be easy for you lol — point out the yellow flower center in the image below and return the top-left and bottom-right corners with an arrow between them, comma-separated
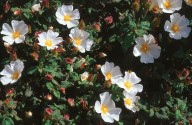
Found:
163,1 -> 171,9
64,15 -> 71,21
124,81 -> 132,89
45,40 -> 53,47
11,71 -> 20,80
140,43 -> 149,53
74,38 -> 82,46
171,24 -> 180,33
101,104 -> 108,114
12,31 -> 20,39
105,72 -> 112,81
125,98 -> 132,106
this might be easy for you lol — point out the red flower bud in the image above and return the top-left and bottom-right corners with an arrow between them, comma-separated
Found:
104,16 -> 113,24
92,22 -> 101,32
5,88 -> 14,97
60,87 -> 66,94
45,108 -> 53,115
64,113 -> 70,120
3,1 -> 10,13
67,98 -> 75,106
13,10 -> 22,15
65,57 -> 73,64
45,74 -> 53,80
80,99 -> 88,110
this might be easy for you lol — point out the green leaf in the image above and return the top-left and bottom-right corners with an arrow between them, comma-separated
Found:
175,110 -> 182,120
61,81 -> 72,88
27,66 -> 38,75
2,117 -> 14,125
109,34 -> 117,42
149,109 -> 154,117
46,82 -> 54,91
53,91 -> 61,99
71,72 -> 79,81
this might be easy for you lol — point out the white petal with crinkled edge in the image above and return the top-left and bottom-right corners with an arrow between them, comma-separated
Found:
0,76 -> 12,85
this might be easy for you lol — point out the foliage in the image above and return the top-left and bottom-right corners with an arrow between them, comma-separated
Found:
0,0 -> 192,125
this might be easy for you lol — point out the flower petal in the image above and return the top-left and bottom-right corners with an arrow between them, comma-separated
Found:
94,101 -> 101,113
67,20 -> 79,29
15,36 -> 25,43
108,108 -> 122,121
0,76 -> 12,85
1,23 -> 13,35
2,36 -> 15,45
101,114 -> 114,123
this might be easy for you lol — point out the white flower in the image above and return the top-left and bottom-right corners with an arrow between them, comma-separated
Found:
80,72 -> 89,81
164,13 -> 191,40
69,28 -> 93,53
157,0 -> 182,13
185,0 -> 192,6
38,30 -> 63,50
32,3 -> 41,12
101,61 -> 122,84
123,91 -> 140,112
133,34 -> 161,64
0,60 -> 24,85
94,92 -> 122,123
1,20 -> 28,45
56,5 -> 80,28
116,71 -> 143,94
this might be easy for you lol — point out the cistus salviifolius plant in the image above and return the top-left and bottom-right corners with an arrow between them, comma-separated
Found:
0,0 -> 192,125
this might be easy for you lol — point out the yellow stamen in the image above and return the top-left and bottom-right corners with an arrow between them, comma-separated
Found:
163,1 -> 171,9
101,104 -> 108,114
12,31 -> 20,39
64,15 -> 71,21
125,98 -> 132,106
171,24 -> 180,33
105,72 -> 112,81
45,40 -> 53,47
74,38 -> 82,46
11,71 -> 20,80
124,81 -> 132,89
140,43 -> 149,53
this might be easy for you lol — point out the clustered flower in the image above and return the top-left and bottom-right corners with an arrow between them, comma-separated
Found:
0,4 -> 93,84
95,61 -> 143,123
0,1 -> 191,124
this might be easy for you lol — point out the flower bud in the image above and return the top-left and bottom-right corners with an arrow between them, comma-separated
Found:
65,57 -> 73,64
25,111 -> 33,118
80,99 -> 88,110
98,52 -> 107,58
31,52 -> 39,61
45,74 -> 53,80
32,3 -> 41,12
45,94 -> 52,101
104,16 -> 113,24
80,72 -> 89,81
45,108 -> 53,115
92,22 -> 101,32
67,98 -> 75,106
3,1 -> 10,13
60,87 -> 66,94
5,88 -> 14,97
64,113 -> 70,120
13,10 -> 22,15
95,64 -> 101,71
